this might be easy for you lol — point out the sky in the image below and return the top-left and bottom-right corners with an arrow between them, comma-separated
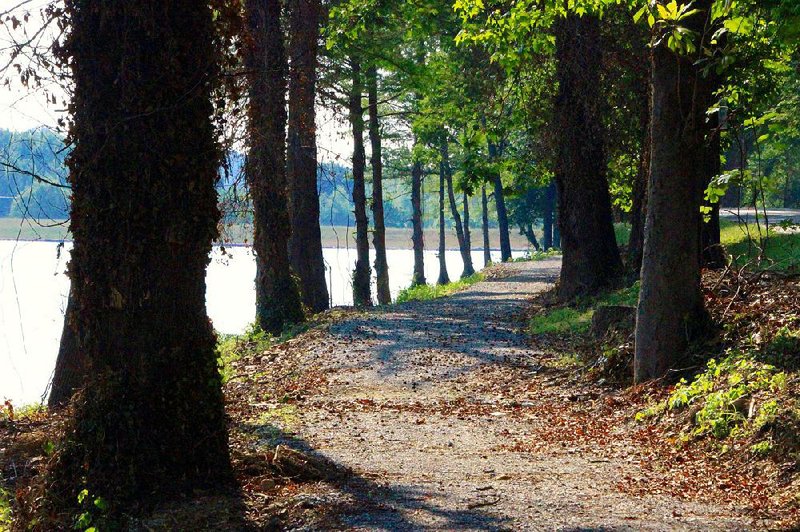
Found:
0,0 -> 354,159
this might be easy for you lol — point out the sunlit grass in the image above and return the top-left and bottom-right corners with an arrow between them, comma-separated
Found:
720,220 -> 800,271
395,272 -> 484,304
529,282 -> 640,336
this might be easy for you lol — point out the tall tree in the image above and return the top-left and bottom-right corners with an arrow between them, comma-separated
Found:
411,145 -> 426,286
488,141 -> 512,262
51,0 -> 230,507
442,139 -> 475,277
367,65 -> 391,304
246,0 -> 304,334
481,184 -> 491,265
437,153 -> 451,285
350,57 -> 372,306
634,0 -> 713,382
553,13 -> 623,300
463,189 -> 472,266
287,0 -> 329,313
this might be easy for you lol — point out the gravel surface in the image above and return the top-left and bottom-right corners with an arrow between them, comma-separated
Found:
260,260 -> 769,531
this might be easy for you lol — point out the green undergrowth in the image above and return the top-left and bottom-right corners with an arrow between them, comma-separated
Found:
0,402 -> 46,422
638,326 -> 800,458
1,487 -> 12,530
512,249 -> 562,262
529,282 -> 640,336
720,219 -> 800,272
217,323 -> 307,384
395,272 -> 484,304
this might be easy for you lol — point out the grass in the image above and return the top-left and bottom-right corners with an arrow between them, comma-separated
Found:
395,272 -> 485,304
217,322 -> 308,384
720,220 -> 800,272
512,249 -> 562,262
529,282 -> 640,336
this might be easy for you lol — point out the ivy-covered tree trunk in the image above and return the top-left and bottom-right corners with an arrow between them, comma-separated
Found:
553,13 -> 623,300
411,148 -> 426,286
48,290 -> 83,408
246,0 -> 304,335
350,58 -> 371,306
367,66 -> 390,304
51,0 -> 231,508
287,0 -> 329,313
634,1 -> 711,382
481,184 -> 491,266
488,141 -> 512,262
437,157 -> 450,285
442,140 -> 475,277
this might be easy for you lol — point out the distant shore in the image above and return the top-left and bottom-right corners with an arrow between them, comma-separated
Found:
0,218 -> 532,252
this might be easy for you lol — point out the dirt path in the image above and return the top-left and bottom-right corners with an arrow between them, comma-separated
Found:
243,260 -> 771,530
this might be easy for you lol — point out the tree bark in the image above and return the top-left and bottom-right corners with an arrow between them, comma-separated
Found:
367,65 -> 390,304
350,58 -> 371,306
437,156 -> 450,285
52,0 -> 231,507
553,14 -> 623,300
488,142 -> 512,261
628,72 -> 652,277
442,140 -> 475,277
481,184 -> 491,266
411,146 -> 426,286
48,290 -> 83,408
246,0 -> 304,335
287,0 -> 329,313
634,1 -> 711,382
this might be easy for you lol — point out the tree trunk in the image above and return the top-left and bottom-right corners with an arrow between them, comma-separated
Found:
350,58 -> 371,306
411,147 -> 426,286
48,290 -> 83,408
634,1 -> 711,382
628,74 -> 652,277
287,0 -> 329,313
442,140 -> 475,277
463,190 -> 473,268
542,181 -> 555,250
437,156 -> 450,285
481,184 -> 491,266
488,142 -> 511,261
367,66 -> 390,304
246,0 -> 304,335
523,224 -> 541,250
51,0 -> 231,507
553,14 -> 623,300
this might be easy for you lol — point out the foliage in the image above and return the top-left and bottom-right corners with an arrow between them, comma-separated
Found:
395,272 -> 484,303
637,350 -> 794,455
0,487 -> 12,529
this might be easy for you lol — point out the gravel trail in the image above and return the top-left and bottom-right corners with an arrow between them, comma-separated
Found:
260,260 -> 767,531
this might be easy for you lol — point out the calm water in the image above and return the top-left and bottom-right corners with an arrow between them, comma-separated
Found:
0,240 -> 520,405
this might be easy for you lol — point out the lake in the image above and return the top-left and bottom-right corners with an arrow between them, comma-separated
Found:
0,240 -> 522,405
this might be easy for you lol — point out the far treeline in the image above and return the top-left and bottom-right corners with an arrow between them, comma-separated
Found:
0,0 -> 797,525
